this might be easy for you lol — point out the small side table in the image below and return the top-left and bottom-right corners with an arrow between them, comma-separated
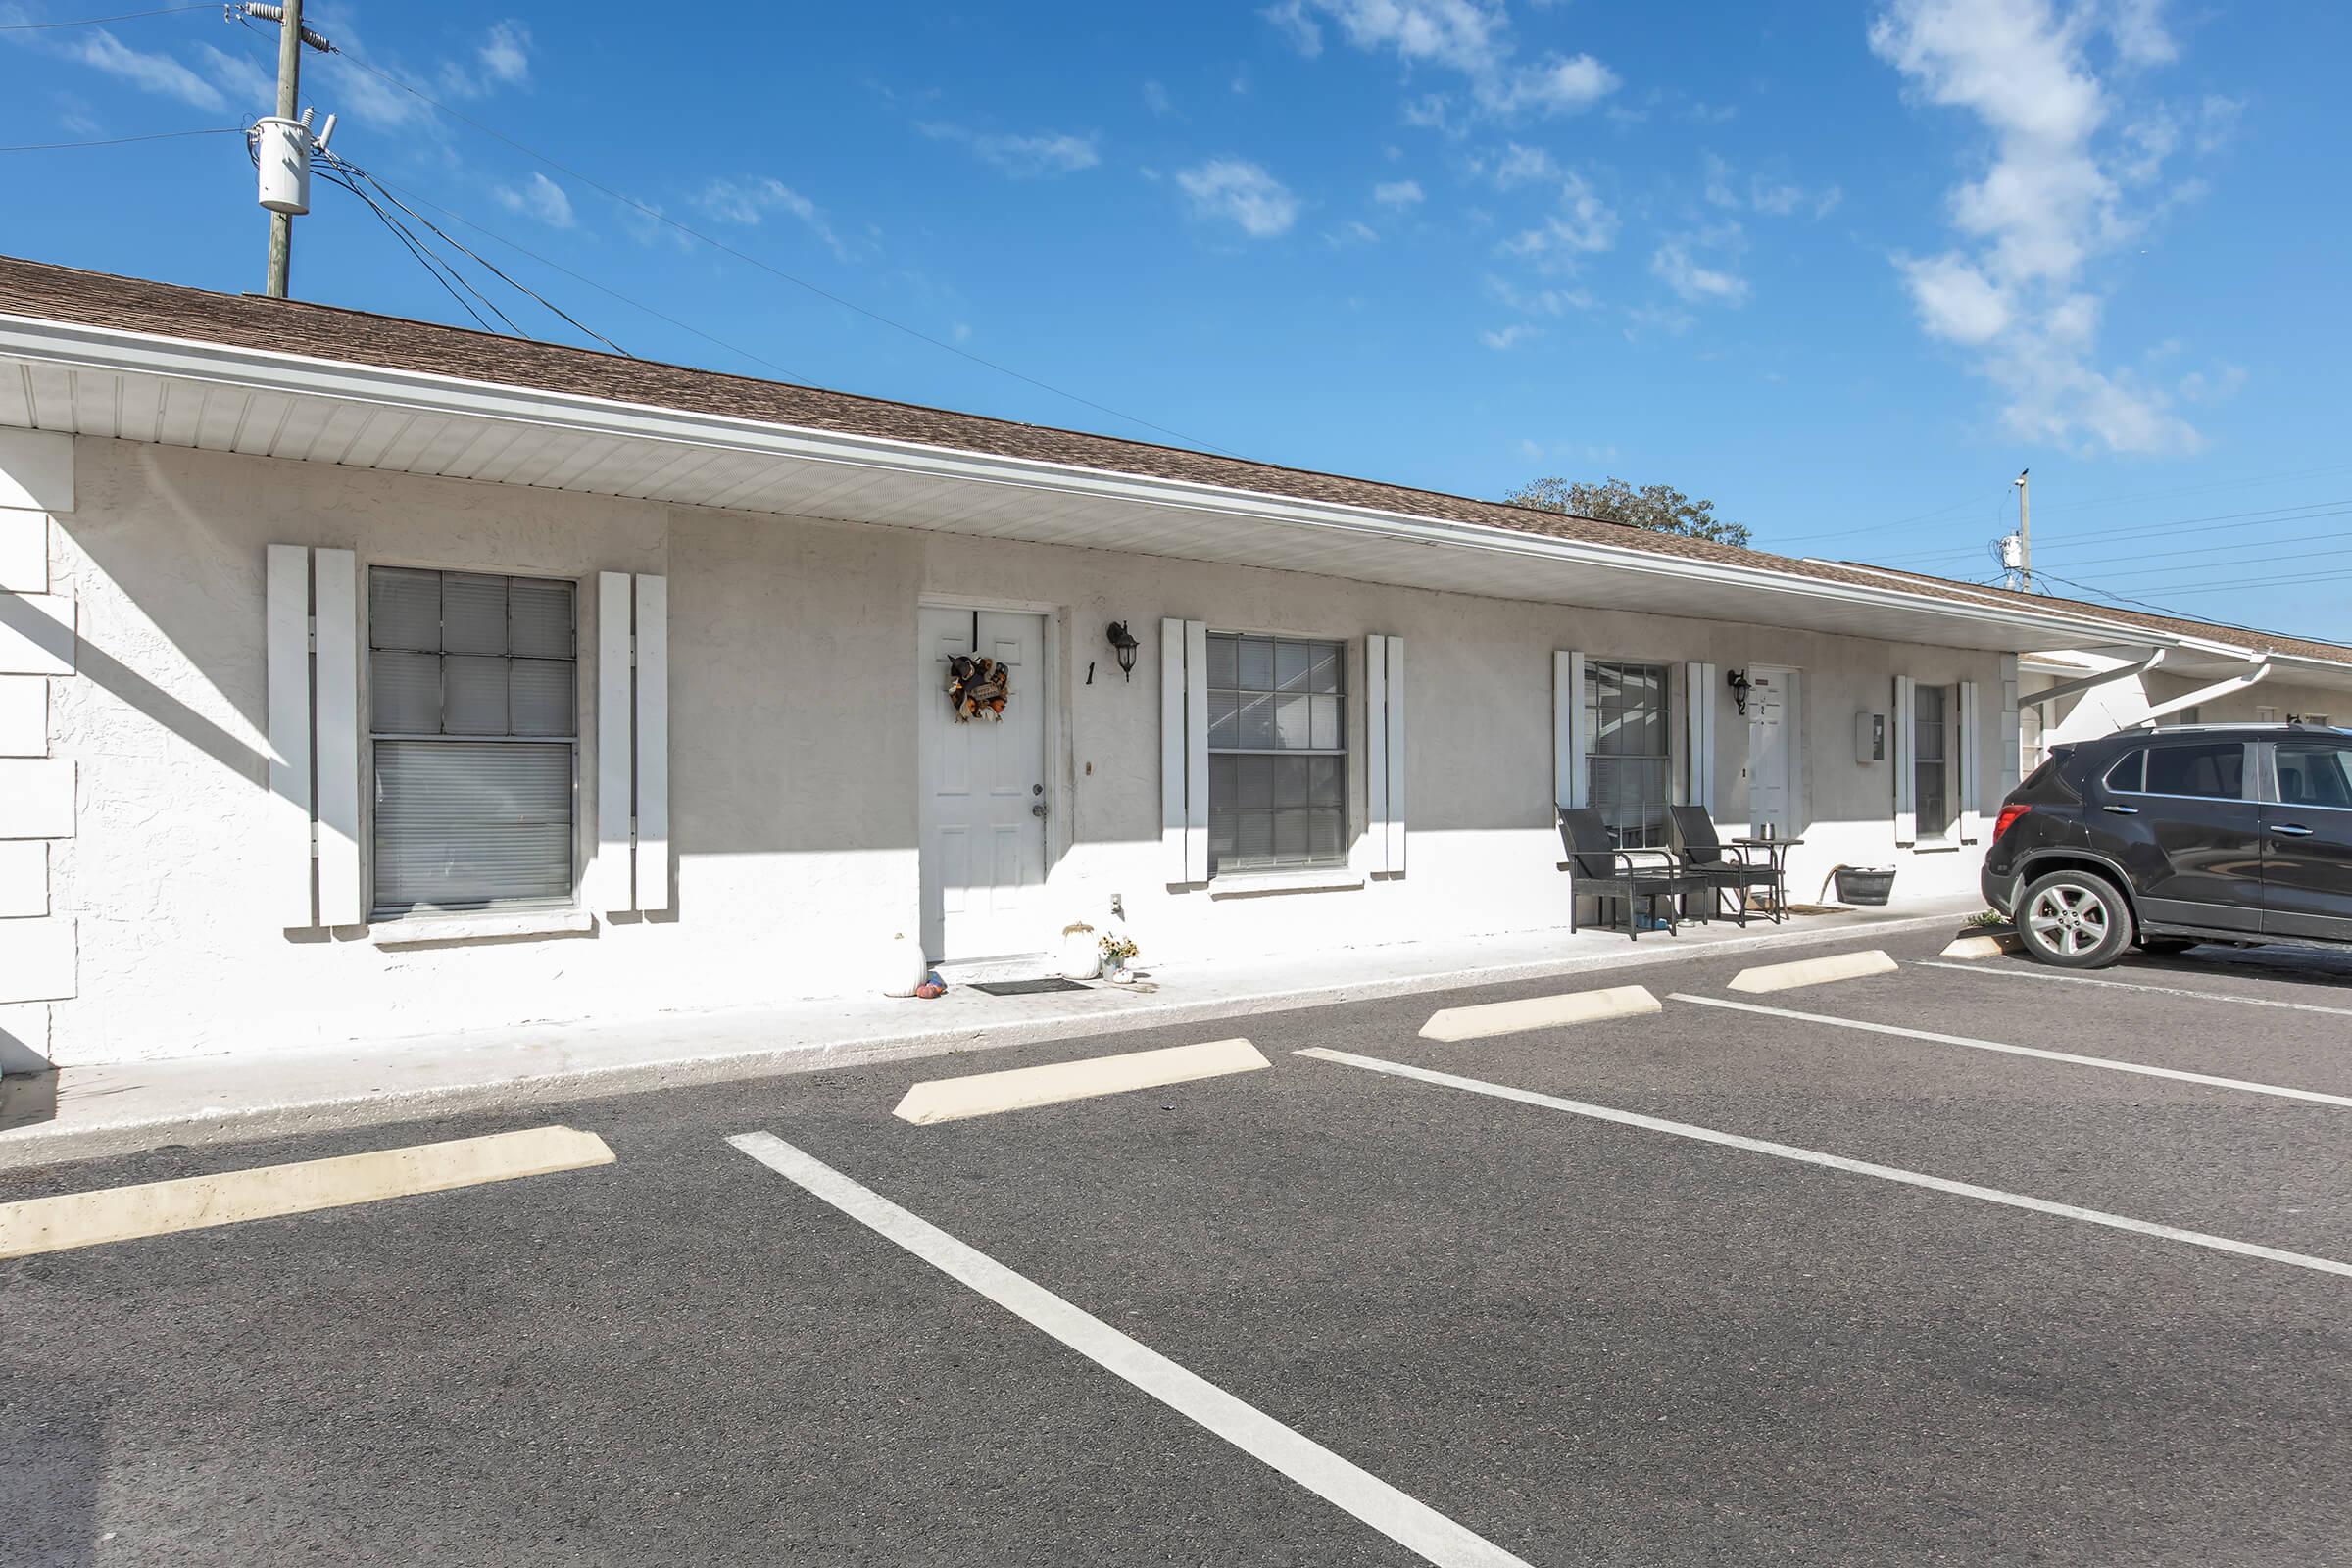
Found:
1730,836 -> 1803,918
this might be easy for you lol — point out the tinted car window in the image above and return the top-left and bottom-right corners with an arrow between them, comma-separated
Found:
2102,750 -> 2145,793
2143,743 -> 2244,800
2276,744 -> 2352,808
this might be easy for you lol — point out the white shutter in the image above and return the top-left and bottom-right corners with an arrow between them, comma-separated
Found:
1363,635 -> 1389,874
1160,617 -> 1207,883
265,544 -> 315,928
1958,678 -> 1982,844
588,570 -> 669,914
1185,619 -> 1207,884
1161,616 -> 1187,882
313,548 -> 362,925
1384,635 -> 1406,874
634,574 -> 670,910
1554,651 -> 1586,809
1684,662 -> 1716,812
1893,674 -> 1918,848
1997,655 -> 2023,796
592,572 -> 633,910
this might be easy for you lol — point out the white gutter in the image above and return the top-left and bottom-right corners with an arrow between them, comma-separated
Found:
2024,649 -> 2167,710
2138,657 -> 2274,724
0,312 -> 2218,652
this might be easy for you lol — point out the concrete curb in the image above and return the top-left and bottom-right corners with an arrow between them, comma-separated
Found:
0,910 -> 1961,1170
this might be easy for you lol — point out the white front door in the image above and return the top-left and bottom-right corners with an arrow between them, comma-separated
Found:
919,607 -> 1049,963
1745,666 -> 1793,836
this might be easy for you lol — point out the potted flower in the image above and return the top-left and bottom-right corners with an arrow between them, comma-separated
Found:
1099,931 -> 1141,984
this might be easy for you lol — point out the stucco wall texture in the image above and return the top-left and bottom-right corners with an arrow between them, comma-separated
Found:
45,440 -> 2007,1064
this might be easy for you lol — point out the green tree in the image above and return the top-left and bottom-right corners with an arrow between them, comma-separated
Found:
1501,476 -> 1752,548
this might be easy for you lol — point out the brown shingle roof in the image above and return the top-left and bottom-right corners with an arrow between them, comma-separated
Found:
3,253 -> 2344,666
1835,564 -> 2352,667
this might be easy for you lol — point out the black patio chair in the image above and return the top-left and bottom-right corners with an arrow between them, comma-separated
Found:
1558,808 -> 1713,941
1668,805 -> 1786,926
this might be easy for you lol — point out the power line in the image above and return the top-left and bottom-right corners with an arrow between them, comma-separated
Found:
1849,499 -> 2352,570
0,126 -> 242,151
323,46 -> 1251,460
0,3 -> 213,28
368,175 -> 808,384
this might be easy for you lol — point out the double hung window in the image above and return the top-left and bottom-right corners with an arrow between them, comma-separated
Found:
1913,683 -> 1953,843
368,567 -> 577,916
1205,633 -> 1346,874
1585,660 -> 1671,848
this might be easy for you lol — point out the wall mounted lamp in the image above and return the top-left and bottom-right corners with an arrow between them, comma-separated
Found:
1726,667 -> 1753,716
1106,621 -> 1141,681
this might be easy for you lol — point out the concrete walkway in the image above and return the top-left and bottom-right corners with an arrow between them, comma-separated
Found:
0,898 -> 1981,1167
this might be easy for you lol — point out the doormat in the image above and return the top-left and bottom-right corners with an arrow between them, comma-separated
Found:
967,977 -> 1093,996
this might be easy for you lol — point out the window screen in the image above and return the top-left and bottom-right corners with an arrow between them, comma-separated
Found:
1205,634 -> 1346,873
2274,745 -> 2352,809
1915,683 -> 1952,841
2144,743 -> 2244,800
1585,661 -> 1671,849
368,568 -> 577,916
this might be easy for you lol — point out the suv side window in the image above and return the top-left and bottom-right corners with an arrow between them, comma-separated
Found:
2276,744 -> 2352,809
2102,749 -> 2145,794
2142,742 -> 2246,800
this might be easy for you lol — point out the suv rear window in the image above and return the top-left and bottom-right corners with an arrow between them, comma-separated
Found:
2102,750 -> 2144,793
2142,742 -> 2245,800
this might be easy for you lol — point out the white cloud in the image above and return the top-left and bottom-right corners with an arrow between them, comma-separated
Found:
1329,219 -> 1382,246
1650,240 -> 1750,306
919,122 -> 1101,176
1480,141 -> 1559,187
1176,159 -> 1298,238
440,19 -> 531,98
696,176 -> 850,258
1265,1 -> 1618,122
1373,178 -> 1424,207
1498,172 -> 1617,266
193,41 -> 272,108
494,172 -> 575,229
1143,78 -> 1174,117
1487,274 -> 1592,315
65,30 -> 225,111
1703,151 -> 1839,218
1870,0 -> 2213,454
1481,324 -> 1541,350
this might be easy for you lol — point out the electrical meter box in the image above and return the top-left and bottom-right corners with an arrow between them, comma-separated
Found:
1856,711 -> 1886,764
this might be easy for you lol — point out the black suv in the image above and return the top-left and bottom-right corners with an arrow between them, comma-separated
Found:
1983,723 -> 2352,968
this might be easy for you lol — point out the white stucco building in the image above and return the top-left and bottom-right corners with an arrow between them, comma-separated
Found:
3,257 -> 2347,1070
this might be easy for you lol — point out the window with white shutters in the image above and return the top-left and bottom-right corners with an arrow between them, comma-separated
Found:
1585,660 -> 1671,849
368,567 -> 577,916
1205,633 -> 1347,873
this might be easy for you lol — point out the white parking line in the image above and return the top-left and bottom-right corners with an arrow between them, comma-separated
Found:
1914,959 -> 2352,1019
1670,993 -> 2352,1109
1295,1049 -> 2352,1281
727,1132 -> 1532,1568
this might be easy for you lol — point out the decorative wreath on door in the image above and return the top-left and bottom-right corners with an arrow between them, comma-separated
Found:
947,653 -> 1010,722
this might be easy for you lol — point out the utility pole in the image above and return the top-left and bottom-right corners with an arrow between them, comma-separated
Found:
2013,468 -> 2032,592
264,0 -> 305,298
243,1 -> 332,297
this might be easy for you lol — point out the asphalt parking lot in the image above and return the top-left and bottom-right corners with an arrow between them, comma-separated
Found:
7,924 -> 2350,1565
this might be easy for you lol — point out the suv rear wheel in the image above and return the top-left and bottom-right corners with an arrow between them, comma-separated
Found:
2018,868 -> 2133,969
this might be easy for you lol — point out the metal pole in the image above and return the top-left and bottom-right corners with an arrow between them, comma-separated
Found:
264,0 -> 305,299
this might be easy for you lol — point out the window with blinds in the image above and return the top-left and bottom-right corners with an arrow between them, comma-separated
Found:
1205,633 -> 1347,874
368,567 -> 577,917
1585,660 -> 1671,849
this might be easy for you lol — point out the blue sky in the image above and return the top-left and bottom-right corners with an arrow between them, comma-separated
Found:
4,1 -> 2348,638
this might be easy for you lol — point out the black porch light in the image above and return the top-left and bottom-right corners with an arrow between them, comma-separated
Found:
1726,667 -> 1753,716
1106,621 -> 1141,681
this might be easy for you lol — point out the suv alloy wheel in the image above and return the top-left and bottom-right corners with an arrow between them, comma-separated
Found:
2017,867 -> 2133,968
